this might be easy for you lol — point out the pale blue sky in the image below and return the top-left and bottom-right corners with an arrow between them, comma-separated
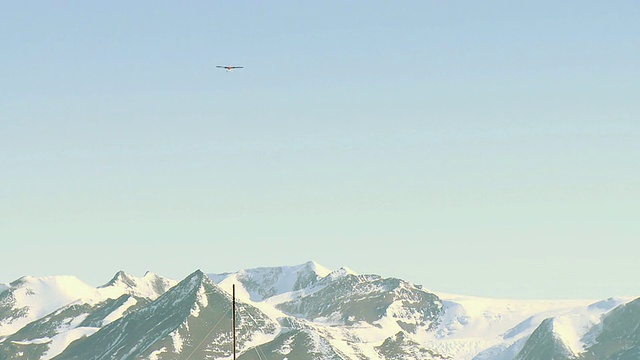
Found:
1,1 -> 639,298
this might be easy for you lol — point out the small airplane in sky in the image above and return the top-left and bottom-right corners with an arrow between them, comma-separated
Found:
217,65 -> 244,71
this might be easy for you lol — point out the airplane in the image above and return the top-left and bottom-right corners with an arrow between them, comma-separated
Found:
217,65 -> 244,71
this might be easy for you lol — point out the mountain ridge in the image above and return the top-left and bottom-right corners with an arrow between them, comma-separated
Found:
0,262 -> 637,359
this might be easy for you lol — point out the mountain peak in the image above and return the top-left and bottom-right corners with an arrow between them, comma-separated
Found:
142,270 -> 161,279
7,275 -> 93,296
515,317 -> 576,360
209,262 -> 332,302
99,270 -> 135,289
184,269 -> 206,287
301,260 -> 331,277
53,268 -> 276,360
0,275 -> 97,338
324,266 -> 358,281
97,270 -> 177,300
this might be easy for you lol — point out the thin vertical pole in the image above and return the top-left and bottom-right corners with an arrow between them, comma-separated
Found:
232,284 -> 236,360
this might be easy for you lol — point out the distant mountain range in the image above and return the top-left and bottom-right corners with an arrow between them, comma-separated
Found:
0,261 -> 637,359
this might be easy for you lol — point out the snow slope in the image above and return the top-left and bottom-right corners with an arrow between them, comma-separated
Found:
426,293 -> 598,360
0,276 -> 97,337
550,297 -> 629,354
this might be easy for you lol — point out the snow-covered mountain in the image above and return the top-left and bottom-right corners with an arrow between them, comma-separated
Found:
53,270 -> 276,360
209,261 -> 332,302
0,272 -> 176,359
0,262 -> 637,359
514,297 -> 640,360
97,271 -> 177,301
0,275 -> 99,339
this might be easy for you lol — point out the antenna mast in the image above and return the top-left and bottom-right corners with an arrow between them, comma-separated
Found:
233,284 -> 236,360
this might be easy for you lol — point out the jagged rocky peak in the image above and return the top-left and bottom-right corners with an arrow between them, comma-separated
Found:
97,270 -> 177,300
164,269 -> 229,304
288,260 -> 333,290
173,269 -> 206,294
141,270 -> 177,296
323,265 -> 358,281
99,270 -> 136,288
211,261 -> 335,301
302,260 -> 332,277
